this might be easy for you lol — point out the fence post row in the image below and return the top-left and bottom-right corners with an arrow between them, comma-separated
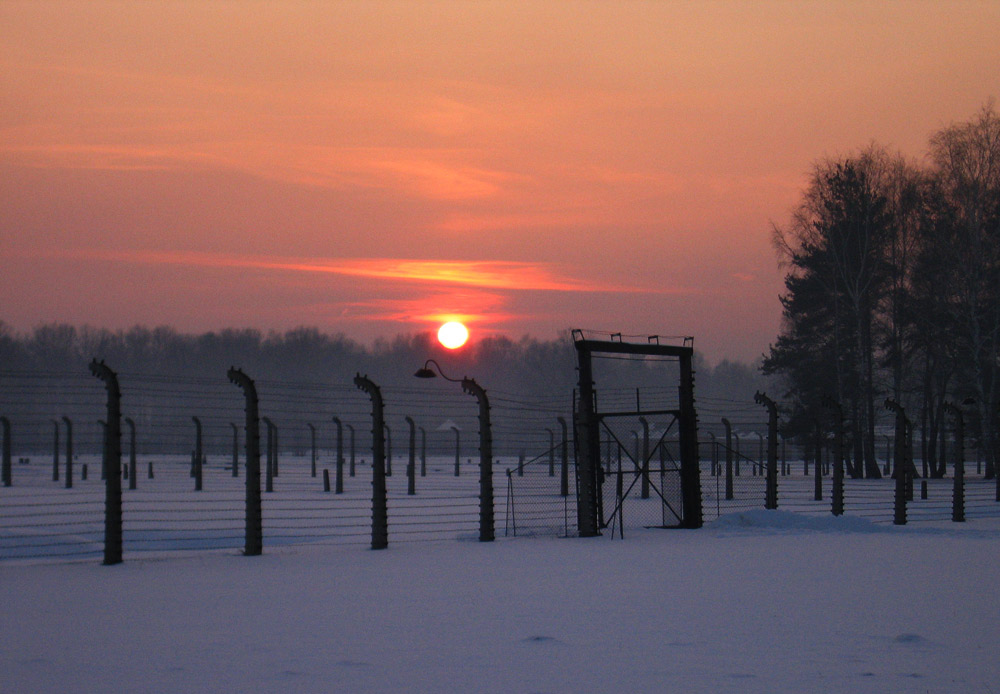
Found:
89,359 -> 123,566
228,367 -> 262,556
354,374 -> 388,550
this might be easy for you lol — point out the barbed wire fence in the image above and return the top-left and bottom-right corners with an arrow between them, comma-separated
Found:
3,369 -> 1000,563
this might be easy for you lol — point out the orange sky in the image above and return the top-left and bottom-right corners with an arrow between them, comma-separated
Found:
2,1 -> 997,363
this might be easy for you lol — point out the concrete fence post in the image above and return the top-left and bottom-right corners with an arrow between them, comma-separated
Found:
89,359 -> 122,566
227,367 -> 262,556
354,374 -> 388,550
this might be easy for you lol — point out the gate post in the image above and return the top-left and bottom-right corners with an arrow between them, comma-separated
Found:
754,392 -> 779,510
354,374 -> 388,550
125,417 -> 137,490
722,417 -> 734,500
332,417 -> 344,493
572,342 -> 600,537
227,367 -> 262,556
89,360 -> 123,566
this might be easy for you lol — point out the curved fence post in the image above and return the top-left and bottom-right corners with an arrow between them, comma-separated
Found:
755,392 -> 779,510
354,374 -> 388,550
192,416 -> 203,491
451,425 -> 460,477
405,416 -> 416,495
463,377 -> 495,542
228,367 -> 262,556
722,417 -> 733,500
332,417 -> 344,493
89,359 -> 122,566
125,417 -> 137,490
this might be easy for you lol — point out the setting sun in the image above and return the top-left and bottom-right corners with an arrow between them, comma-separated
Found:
437,321 -> 469,349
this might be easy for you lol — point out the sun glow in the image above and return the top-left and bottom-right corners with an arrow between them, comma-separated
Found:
437,321 -> 469,349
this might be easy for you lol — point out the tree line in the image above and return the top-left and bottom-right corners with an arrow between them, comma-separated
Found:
0,322 -> 764,407
764,102 -> 1000,478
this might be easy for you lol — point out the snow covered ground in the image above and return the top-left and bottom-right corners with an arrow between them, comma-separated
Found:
5,510 -> 999,694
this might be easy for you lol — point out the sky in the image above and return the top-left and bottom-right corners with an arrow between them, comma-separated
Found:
1,1 -> 998,364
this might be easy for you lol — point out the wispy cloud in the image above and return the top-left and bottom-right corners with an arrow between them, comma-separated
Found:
59,248 -> 645,293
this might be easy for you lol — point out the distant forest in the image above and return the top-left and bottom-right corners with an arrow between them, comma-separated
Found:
764,102 -> 1000,476
0,321 -> 767,407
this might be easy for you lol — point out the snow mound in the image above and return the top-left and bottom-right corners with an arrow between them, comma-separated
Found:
708,509 -> 882,534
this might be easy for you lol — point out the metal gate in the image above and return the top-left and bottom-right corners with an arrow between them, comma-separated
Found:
572,330 -> 702,536
598,412 -> 685,535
